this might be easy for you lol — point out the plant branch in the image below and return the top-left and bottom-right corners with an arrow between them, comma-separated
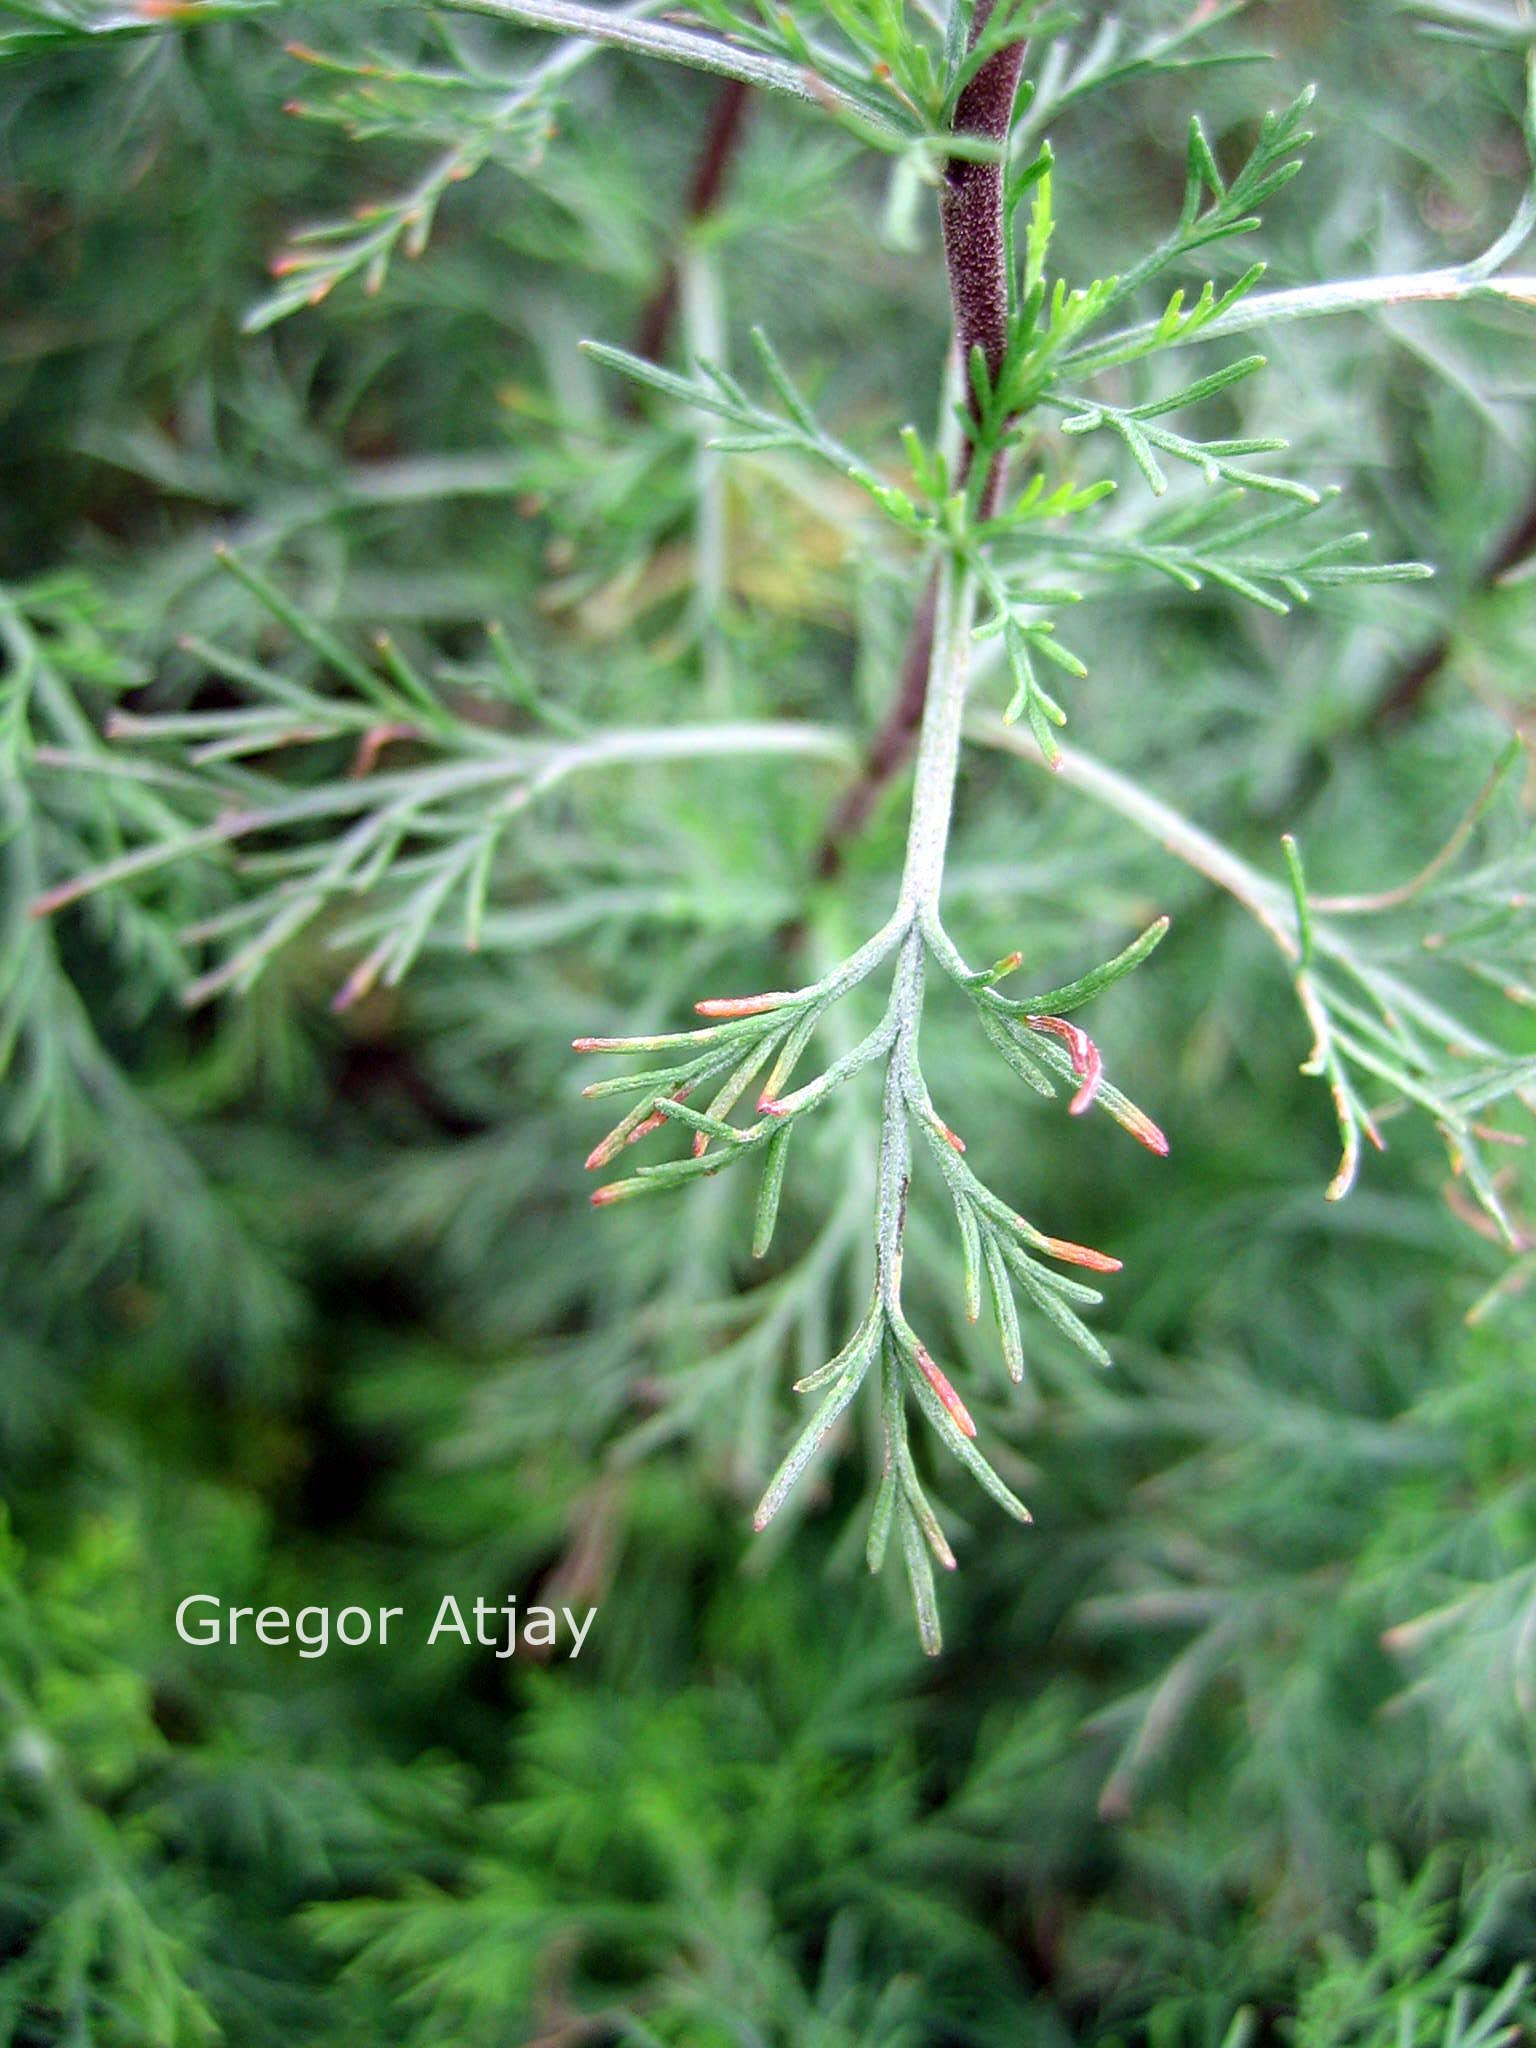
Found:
436,0 -> 899,128
962,709 -> 1307,956
1060,261 -> 1536,381
968,711 -> 1535,1220
575,552 -> 1149,1645
1310,738 -> 1525,914
815,0 -> 1028,881
967,714 -> 1529,1053
897,559 -> 977,916
30,720 -> 854,922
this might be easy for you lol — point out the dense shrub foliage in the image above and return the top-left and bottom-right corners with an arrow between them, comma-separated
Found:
3,2 -> 1536,2041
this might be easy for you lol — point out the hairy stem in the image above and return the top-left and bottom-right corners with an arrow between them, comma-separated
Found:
443,0 -> 894,125
1060,262 -> 1536,380
814,1 -> 1027,880
814,576 -> 938,879
876,932 -> 923,1315
966,711 -> 1529,1074
968,710 -> 1299,949
30,721 -> 853,919
868,560 -> 977,1314
682,246 -> 732,708
897,559 -> 978,917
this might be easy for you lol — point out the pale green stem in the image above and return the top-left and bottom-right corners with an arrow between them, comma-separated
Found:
439,0 -> 896,129
31,720 -> 854,918
875,933 -> 923,1316
897,559 -> 980,919
1062,262 -> 1536,381
871,558 -> 981,1313
965,712 -> 1528,1072
965,711 -> 1296,950
681,243 -> 731,712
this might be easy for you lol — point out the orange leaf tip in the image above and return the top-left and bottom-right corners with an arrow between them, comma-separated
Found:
694,992 -> 795,1018
1123,1106 -> 1170,1157
915,1346 -> 976,1438
1042,1236 -> 1122,1274
330,959 -> 379,1015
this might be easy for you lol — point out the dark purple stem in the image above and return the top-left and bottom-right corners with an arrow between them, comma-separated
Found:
941,0 -> 1028,515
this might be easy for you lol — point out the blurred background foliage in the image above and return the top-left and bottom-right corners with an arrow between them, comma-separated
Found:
3,1 -> 1536,2041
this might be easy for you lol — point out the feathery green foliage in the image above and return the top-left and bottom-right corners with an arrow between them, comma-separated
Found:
3,1 -> 1536,2040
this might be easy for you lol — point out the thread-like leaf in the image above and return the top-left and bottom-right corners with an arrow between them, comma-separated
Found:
753,1124 -> 794,1259
753,1352 -> 871,1530
983,1233 -> 1026,1384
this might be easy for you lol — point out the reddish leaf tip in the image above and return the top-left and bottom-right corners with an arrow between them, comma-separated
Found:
1028,1015 -> 1104,1114
915,1346 -> 976,1438
1125,1109 -> 1171,1157
1042,1236 -> 1122,1274
330,964 -> 374,1015
694,992 -> 787,1018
